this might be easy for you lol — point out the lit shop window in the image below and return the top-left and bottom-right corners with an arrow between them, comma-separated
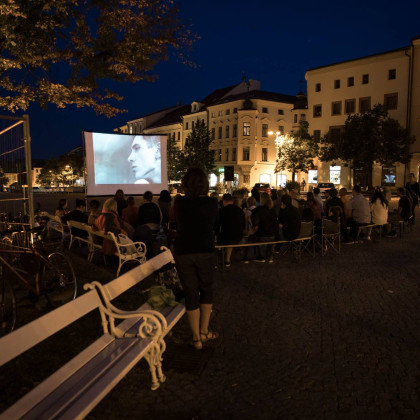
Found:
329,166 -> 341,184
308,170 -> 318,184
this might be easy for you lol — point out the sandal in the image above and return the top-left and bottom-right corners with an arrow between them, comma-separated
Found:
190,339 -> 203,350
200,330 -> 219,342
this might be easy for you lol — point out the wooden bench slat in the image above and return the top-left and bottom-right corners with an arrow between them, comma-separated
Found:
0,290 -> 102,367
19,337 -> 153,420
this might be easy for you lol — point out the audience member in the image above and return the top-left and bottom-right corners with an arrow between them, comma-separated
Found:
88,200 -> 101,226
114,189 -> 128,217
55,198 -> 68,218
339,188 -> 351,218
173,168 -> 219,350
313,188 -> 324,215
137,191 -> 162,232
251,186 -> 260,206
62,198 -> 88,239
122,196 -> 138,227
158,190 -> 172,225
325,188 -> 344,217
305,192 -> 322,225
405,173 -> 419,223
278,194 -> 301,241
244,197 -> 257,236
217,193 -> 245,267
346,185 -> 371,243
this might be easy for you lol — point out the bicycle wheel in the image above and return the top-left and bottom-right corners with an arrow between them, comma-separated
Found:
41,251 -> 77,307
0,274 -> 17,336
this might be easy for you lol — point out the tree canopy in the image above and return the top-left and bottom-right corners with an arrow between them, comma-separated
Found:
320,104 -> 415,187
0,0 -> 195,116
166,131 -> 183,181
179,119 -> 215,176
38,153 -> 84,187
275,120 -> 318,179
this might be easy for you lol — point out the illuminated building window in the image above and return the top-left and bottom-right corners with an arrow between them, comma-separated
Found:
262,124 -> 268,137
262,148 -> 268,162
329,166 -> 341,184
243,122 -> 251,136
243,147 -> 250,161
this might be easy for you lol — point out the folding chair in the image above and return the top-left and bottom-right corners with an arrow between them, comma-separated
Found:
292,221 -> 315,260
321,218 -> 340,256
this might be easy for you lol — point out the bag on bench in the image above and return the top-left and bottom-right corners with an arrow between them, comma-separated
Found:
118,233 -> 137,254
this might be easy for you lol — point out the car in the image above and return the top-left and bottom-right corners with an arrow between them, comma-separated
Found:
253,183 -> 271,194
316,182 -> 335,195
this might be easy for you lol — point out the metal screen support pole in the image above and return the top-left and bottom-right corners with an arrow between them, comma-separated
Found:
23,114 -> 34,228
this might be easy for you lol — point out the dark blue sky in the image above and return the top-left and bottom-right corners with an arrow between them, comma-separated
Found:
22,0 -> 420,158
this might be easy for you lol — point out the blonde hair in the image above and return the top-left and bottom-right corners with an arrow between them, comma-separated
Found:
103,198 -> 117,213
260,192 -> 273,209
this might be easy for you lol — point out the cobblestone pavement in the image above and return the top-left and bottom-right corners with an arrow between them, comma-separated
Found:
2,213 -> 420,419
84,220 -> 420,419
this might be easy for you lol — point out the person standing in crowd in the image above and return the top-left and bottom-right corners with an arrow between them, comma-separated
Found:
244,196 -> 257,237
278,194 -> 301,242
114,189 -> 128,217
251,185 -> 260,206
313,188 -> 324,216
173,168 -> 219,350
217,193 -> 245,267
62,198 -> 89,239
405,173 -> 420,223
386,187 -> 412,236
158,189 -> 172,226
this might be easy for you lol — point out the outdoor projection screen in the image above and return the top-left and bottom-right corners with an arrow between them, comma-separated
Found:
84,131 -> 168,196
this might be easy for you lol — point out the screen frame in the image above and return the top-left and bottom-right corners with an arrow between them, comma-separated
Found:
83,130 -> 168,196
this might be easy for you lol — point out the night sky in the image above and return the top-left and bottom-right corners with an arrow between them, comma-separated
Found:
10,0 -> 420,159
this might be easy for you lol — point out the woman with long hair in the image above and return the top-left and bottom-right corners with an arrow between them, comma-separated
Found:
114,189 -> 128,217
173,168 -> 219,350
370,189 -> 388,226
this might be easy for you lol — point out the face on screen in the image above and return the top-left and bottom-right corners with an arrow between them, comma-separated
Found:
128,137 -> 159,182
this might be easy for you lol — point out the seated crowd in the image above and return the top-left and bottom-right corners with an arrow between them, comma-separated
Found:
40,177 -> 418,269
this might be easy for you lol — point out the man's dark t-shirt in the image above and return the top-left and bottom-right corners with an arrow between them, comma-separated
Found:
218,204 -> 245,243
399,196 -> 412,221
62,209 -> 89,238
278,205 -> 301,240
251,206 -> 278,238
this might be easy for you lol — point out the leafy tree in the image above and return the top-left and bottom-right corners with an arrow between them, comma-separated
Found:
166,133 -> 183,182
320,104 -> 415,188
0,0 -> 195,116
38,153 -> 84,187
179,119 -> 215,176
275,120 -> 318,180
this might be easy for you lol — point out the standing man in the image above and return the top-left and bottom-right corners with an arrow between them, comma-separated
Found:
405,173 -> 420,224
128,136 -> 161,184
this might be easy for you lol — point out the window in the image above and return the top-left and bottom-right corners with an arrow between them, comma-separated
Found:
277,174 -> 287,188
226,109 -> 230,115
217,149 -> 222,161
334,79 -> 340,89
218,126 -> 222,139
260,174 -> 271,184
192,121 -> 195,129
345,99 -> 356,114
359,96 -> 371,112
129,125 -> 133,134
362,74 -> 369,84
211,128 -> 215,140
330,166 -> 341,184
232,147 -> 237,161
331,101 -> 342,116
233,124 -> 237,137
308,170 -> 318,184
388,69 -> 396,80
262,148 -> 268,161
243,122 -> 251,136
300,114 -> 306,121
315,83 -> 321,92
347,77 -> 354,87
278,126 -> 285,135
294,114 -> 298,123
177,132 -> 180,141
233,108 -> 238,113
313,105 -> 322,117
172,132 -> 176,140
211,112 -> 215,118
225,148 -> 229,161
278,109 -> 284,115
262,107 -> 268,113
226,125 -> 230,138
330,127 -> 342,141
243,147 -> 250,161
384,93 -> 398,110
262,124 -> 268,137
218,110 -> 223,116
313,130 -> 321,142
185,122 -> 189,130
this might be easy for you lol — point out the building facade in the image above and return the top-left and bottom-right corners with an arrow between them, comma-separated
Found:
305,36 -> 420,189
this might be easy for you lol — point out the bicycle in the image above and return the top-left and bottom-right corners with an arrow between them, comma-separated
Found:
0,227 -> 77,336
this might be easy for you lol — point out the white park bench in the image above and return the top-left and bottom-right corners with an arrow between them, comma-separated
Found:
0,248 -> 185,420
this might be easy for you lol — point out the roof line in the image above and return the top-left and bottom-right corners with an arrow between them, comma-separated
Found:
306,45 -> 410,72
